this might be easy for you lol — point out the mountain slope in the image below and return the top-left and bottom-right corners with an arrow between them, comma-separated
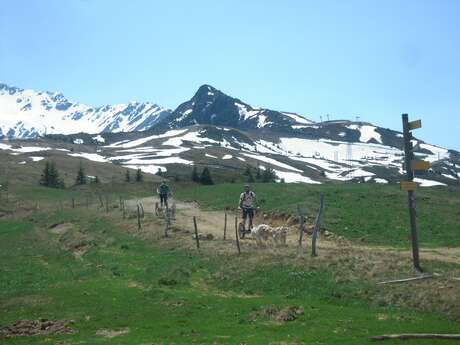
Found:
0,83 -> 171,138
1,81 -> 458,186
156,84 -> 313,131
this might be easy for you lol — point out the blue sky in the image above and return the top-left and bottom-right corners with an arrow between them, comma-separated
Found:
1,0 -> 459,149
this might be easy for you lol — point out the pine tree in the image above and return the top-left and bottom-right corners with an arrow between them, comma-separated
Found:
125,169 -> 131,182
75,163 -> 86,185
255,165 -> 262,181
155,168 -> 163,176
243,165 -> 251,176
39,161 -> 50,187
262,165 -> 276,183
247,169 -> 255,183
200,167 -> 214,185
191,166 -> 200,183
135,168 -> 143,182
39,161 -> 64,188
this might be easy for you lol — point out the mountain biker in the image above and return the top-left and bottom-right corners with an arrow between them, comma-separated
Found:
157,181 -> 170,208
239,184 -> 256,231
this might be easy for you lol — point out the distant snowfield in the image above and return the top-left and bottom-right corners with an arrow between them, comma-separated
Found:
279,137 -> 402,165
347,125 -> 382,144
241,153 -> 303,172
162,130 -> 219,147
106,129 -> 188,148
414,178 -> 447,187
0,142 -> 52,153
274,170 -> 321,184
68,152 -> 108,163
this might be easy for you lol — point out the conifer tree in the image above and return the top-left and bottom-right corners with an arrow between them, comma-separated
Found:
39,161 -> 64,188
75,163 -> 86,185
135,168 -> 143,182
255,165 -> 262,181
200,167 -> 214,185
125,169 -> 131,182
191,166 -> 200,183
262,165 -> 276,183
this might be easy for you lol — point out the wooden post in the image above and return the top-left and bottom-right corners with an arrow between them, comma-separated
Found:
164,209 -> 170,238
122,200 -> 126,219
402,113 -> 422,273
193,216 -> 200,249
137,203 -> 142,230
297,205 -> 305,252
139,203 -> 145,219
71,197 -> 75,208
223,211 -> 227,240
119,196 -> 122,210
311,194 -> 325,257
234,216 -> 241,255
171,202 -> 176,219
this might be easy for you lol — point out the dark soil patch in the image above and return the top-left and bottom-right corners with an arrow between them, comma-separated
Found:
251,305 -> 305,322
0,319 -> 75,337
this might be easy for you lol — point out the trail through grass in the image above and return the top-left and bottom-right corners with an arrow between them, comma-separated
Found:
1,207 -> 459,344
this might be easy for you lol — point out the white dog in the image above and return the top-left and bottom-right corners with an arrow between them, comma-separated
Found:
272,226 -> 289,246
251,224 -> 272,247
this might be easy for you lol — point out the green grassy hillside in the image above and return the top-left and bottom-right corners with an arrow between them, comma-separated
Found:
175,183 -> 460,247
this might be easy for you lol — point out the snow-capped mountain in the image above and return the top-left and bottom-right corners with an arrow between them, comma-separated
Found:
156,84 -> 313,131
0,83 -> 171,138
1,81 -> 458,186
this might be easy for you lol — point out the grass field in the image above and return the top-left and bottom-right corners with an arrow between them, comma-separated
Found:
1,182 -> 460,344
174,183 -> 460,247
1,206 -> 459,345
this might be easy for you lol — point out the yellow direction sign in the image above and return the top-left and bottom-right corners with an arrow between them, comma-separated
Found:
411,160 -> 431,171
400,181 -> 417,191
409,119 -> 422,130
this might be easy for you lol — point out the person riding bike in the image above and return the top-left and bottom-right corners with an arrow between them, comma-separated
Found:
239,184 -> 256,231
157,181 -> 170,209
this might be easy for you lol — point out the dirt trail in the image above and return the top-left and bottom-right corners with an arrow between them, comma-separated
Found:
126,196 -> 460,265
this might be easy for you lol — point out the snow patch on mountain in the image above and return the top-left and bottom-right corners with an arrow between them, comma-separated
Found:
348,124 -> 382,143
275,170 -> 321,184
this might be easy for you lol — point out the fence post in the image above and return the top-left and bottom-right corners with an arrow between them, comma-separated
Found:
71,197 -> 75,209
122,200 -> 126,219
137,202 -> 144,219
171,202 -> 176,220
297,205 -> 305,253
137,203 -> 142,230
164,208 -> 170,237
311,194 -> 325,257
105,195 -> 109,213
234,216 -> 241,255
193,216 -> 200,250
223,211 -> 227,240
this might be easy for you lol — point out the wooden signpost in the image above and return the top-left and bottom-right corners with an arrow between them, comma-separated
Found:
400,181 -> 417,192
401,114 -> 430,272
